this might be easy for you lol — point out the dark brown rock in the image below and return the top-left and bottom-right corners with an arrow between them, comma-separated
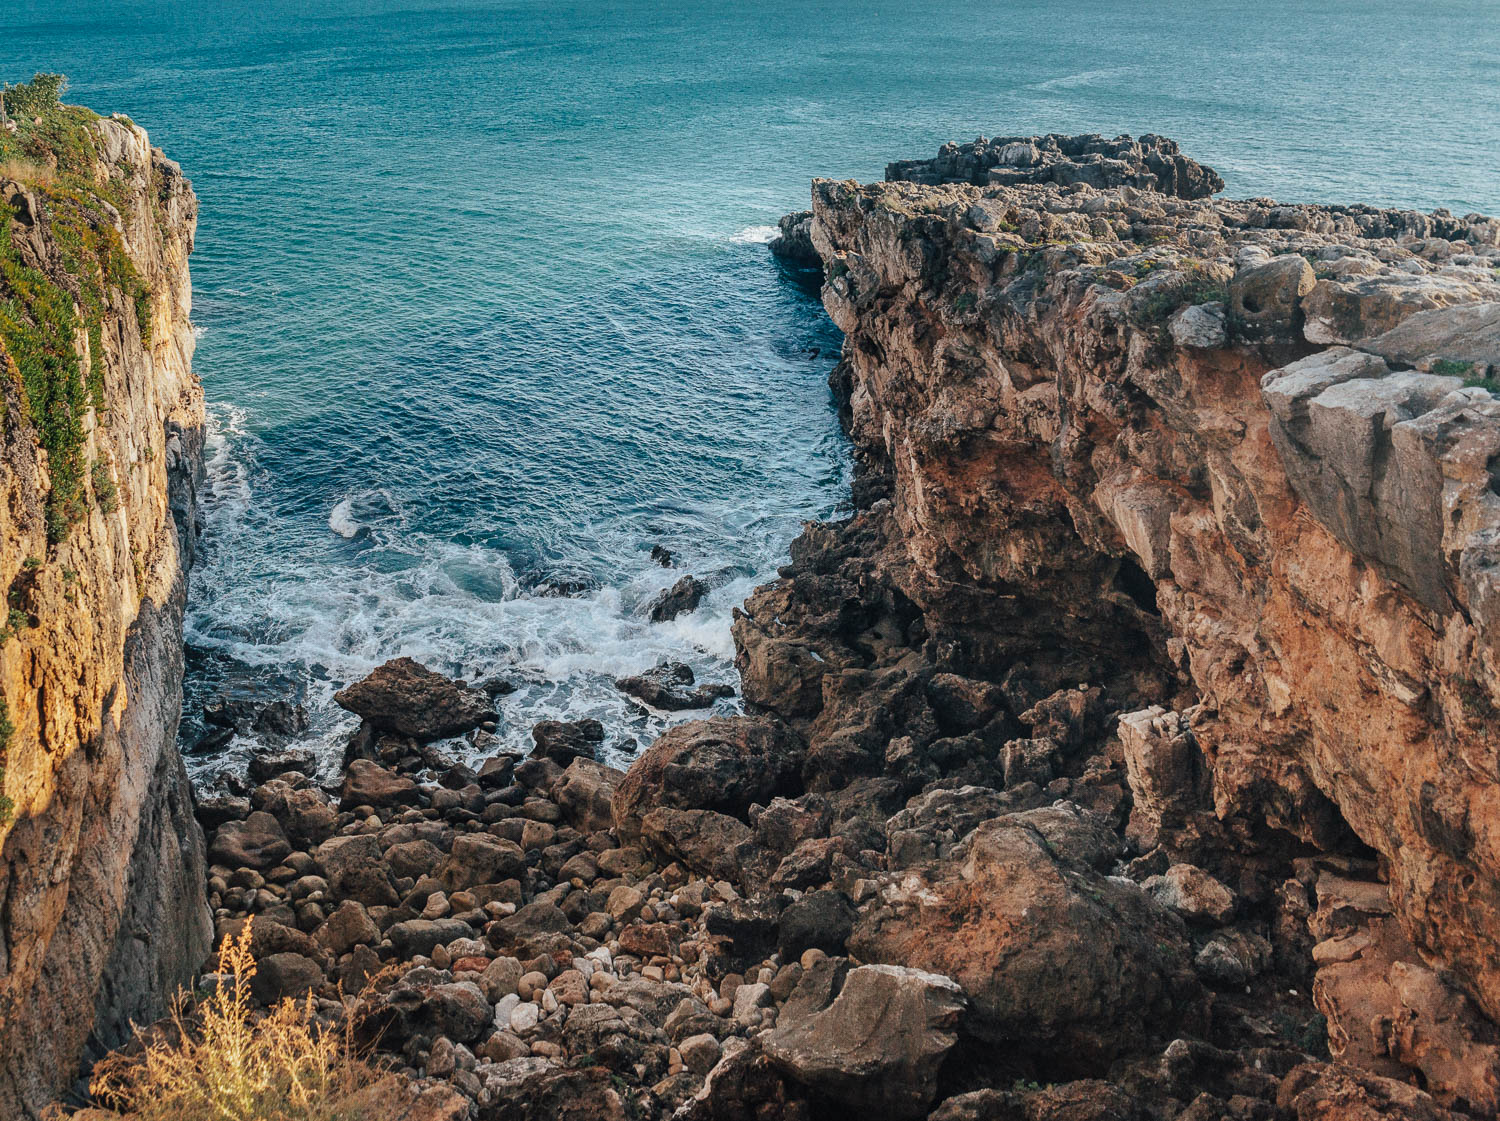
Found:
334,657 -> 494,741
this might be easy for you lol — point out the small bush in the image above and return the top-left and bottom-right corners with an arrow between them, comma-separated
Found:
91,919 -> 395,1121
1432,358 -> 1475,377
2,74 -> 65,120
91,460 -> 118,513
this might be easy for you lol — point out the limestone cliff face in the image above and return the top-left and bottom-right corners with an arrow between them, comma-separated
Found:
785,145 -> 1500,1029
0,115 -> 210,1115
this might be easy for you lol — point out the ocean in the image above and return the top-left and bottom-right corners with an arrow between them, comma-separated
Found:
3,0 -> 1497,777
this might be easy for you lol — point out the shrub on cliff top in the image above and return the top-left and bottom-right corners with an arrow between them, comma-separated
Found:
89,919 -> 395,1121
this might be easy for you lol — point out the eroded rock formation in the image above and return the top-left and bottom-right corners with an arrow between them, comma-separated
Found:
0,113 -> 209,1115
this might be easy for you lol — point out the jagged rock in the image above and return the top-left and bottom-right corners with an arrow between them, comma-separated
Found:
648,574 -> 710,622
1195,929 -> 1274,988
1277,1061 -> 1473,1120
850,805 -> 1201,1069
1118,707 -> 1209,850
314,834 -> 400,907
769,210 -> 819,268
1145,864 -> 1238,925
764,964 -> 964,1119
316,900 -> 380,955
928,1082 -> 1147,1121
251,779 -> 338,848
886,133 -> 1224,198
615,661 -> 735,710
437,833 -> 525,891
798,157 -> 1500,1029
334,657 -> 495,740
639,808 -> 753,882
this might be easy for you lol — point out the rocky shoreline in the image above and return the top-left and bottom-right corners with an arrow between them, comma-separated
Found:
49,131 -> 1500,1120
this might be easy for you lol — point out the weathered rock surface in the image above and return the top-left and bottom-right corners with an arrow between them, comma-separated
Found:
0,114 -> 209,1117
795,149 -> 1500,1032
763,963 -> 964,1119
334,657 -> 495,741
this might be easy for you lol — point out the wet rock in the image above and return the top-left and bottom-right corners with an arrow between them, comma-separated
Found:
334,657 -> 495,741
247,747 -> 316,784
649,575 -> 710,622
764,964 -> 965,1120
651,544 -> 675,567
530,718 -> 604,765
616,661 -> 735,711
769,210 -> 819,268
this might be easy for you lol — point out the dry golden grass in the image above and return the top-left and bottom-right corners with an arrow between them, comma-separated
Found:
87,918 -> 398,1121
0,157 -> 55,186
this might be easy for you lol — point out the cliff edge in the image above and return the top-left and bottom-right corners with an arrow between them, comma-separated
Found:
0,83 -> 210,1115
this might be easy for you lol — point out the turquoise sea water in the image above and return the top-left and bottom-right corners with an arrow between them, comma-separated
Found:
3,0 -> 1498,774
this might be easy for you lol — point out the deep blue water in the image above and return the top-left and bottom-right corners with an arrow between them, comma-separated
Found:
3,0 -> 1498,775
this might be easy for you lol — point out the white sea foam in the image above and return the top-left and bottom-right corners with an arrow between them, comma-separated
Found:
729,225 -> 778,244
328,497 -> 360,538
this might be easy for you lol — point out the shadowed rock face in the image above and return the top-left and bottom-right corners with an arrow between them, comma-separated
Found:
0,117 -> 210,1116
796,153 -> 1500,1028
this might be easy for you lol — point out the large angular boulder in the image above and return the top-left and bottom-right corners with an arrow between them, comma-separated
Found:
436,833 -> 525,891
849,804 -> 1202,1070
334,657 -> 495,741
339,758 -> 422,811
764,964 -> 965,1120
612,716 -> 803,842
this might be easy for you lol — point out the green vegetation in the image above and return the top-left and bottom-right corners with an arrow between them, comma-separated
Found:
953,292 -> 976,313
0,699 -> 13,827
1131,267 -> 1227,328
91,459 -> 118,513
1433,358 -> 1475,377
0,74 -> 153,543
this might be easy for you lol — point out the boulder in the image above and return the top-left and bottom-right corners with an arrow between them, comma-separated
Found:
764,964 -> 965,1120
849,805 -> 1201,1069
639,808 -> 753,883
249,952 -> 324,1003
316,900 -> 380,955
208,811 -> 290,871
553,758 -> 624,832
612,716 -> 804,842
530,719 -> 604,765
251,780 -> 338,848
339,759 -> 421,811
314,834 -> 399,907
386,918 -> 475,958
1277,1061 -> 1472,1121
334,657 -> 494,741
1144,864 -> 1237,925
437,833 -> 525,891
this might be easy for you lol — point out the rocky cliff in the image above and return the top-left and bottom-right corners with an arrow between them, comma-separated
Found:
0,93 -> 210,1116
741,134 -> 1500,1109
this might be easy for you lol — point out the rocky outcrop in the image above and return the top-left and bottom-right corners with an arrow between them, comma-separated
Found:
885,132 -> 1225,198
0,107 -> 209,1115
746,135 -> 1500,1106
